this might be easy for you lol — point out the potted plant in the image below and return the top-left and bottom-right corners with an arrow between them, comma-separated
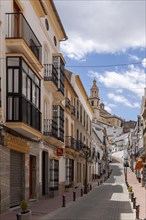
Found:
16,200 -> 31,220
128,186 -> 132,192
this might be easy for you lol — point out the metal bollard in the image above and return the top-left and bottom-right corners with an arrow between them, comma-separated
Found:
131,192 -> 134,202
62,195 -> 66,207
133,197 -> 136,209
16,214 -> 21,220
90,184 -> 92,191
136,205 -> 140,219
80,188 -> 83,197
73,191 -> 76,201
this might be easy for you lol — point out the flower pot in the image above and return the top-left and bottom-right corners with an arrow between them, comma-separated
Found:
16,210 -> 31,220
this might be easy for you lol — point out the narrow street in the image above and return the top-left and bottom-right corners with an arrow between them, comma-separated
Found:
42,158 -> 135,220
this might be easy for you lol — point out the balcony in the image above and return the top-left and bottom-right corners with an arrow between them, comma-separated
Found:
44,119 -> 64,147
65,136 -> 75,149
65,98 -> 71,110
6,13 -> 42,71
71,105 -> 76,116
65,137 -> 81,157
44,64 -> 58,91
53,68 -> 64,101
44,119 -> 57,138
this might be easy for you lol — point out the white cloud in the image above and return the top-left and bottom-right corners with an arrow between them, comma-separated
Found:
104,102 -> 117,113
104,106 -> 112,113
129,55 -> 140,61
116,89 -> 123,94
107,93 -> 140,108
55,1 -> 145,60
142,58 -> 146,68
88,65 -> 145,98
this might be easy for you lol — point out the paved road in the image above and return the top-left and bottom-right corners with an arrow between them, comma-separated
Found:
42,159 -> 135,220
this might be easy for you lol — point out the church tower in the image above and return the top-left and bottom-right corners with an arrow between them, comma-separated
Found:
89,79 -> 100,119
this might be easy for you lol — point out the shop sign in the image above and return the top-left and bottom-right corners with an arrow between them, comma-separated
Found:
6,133 -> 29,154
57,148 -> 63,156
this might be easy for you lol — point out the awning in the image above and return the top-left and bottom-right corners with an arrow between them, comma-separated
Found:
135,158 -> 143,170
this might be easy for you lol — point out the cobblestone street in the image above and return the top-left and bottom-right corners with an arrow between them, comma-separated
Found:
0,158 -> 136,220
41,159 -> 135,220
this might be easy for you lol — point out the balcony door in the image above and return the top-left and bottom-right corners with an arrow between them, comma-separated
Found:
44,47 -> 50,74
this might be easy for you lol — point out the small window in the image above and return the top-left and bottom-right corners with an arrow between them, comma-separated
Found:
54,36 -> 57,46
45,18 -> 49,31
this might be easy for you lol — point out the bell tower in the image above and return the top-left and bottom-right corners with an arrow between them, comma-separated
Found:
89,79 -> 100,119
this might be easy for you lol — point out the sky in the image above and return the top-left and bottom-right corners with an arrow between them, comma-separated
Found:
54,0 -> 146,121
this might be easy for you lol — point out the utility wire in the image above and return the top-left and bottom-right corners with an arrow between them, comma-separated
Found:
0,57 -> 144,69
66,62 -> 143,68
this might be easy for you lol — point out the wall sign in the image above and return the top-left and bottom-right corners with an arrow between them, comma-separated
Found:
6,133 -> 28,154
57,148 -> 63,156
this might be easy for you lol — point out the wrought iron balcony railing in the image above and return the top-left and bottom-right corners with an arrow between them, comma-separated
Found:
71,105 -> 76,116
65,136 -> 75,149
6,13 -> 42,63
44,119 -> 58,138
65,98 -> 71,109
44,64 -> 58,88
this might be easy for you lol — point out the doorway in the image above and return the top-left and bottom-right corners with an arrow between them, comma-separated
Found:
29,155 -> 36,199
42,151 -> 48,195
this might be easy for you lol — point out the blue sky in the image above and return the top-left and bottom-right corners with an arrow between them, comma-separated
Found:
54,0 -> 146,121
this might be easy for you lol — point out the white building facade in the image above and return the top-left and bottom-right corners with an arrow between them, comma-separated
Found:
0,0 -> 67,213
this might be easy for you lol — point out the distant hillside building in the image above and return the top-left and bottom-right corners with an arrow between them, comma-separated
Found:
123,120 -> 136,133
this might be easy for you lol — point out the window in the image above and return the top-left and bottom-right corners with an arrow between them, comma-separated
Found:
45,18 -> 49,31
53,105 -> 64,141
77,129 -> 79,140
13,97 -> 19,120
66,159 -> 74,187
8,97 -> 13,120
22,72 -> 27,96
50,160 -> 59,190
8,69 -> 13,93
77,99 -> 79,119
53,36 -> 57,46
27,78 -> 31,100
32,83 -> 36,105
86,115 -> 88,131
80,105 -> 82,123
77,162 -> 81,182
14,69 -> 19,93
8,68 -> 19,93
84,111 -> 86,127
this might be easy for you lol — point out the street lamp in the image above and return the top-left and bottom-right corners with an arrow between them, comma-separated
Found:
81,144 -> 91,194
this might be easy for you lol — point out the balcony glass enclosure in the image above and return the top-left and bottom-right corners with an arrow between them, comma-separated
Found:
6,57 -> 41,132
